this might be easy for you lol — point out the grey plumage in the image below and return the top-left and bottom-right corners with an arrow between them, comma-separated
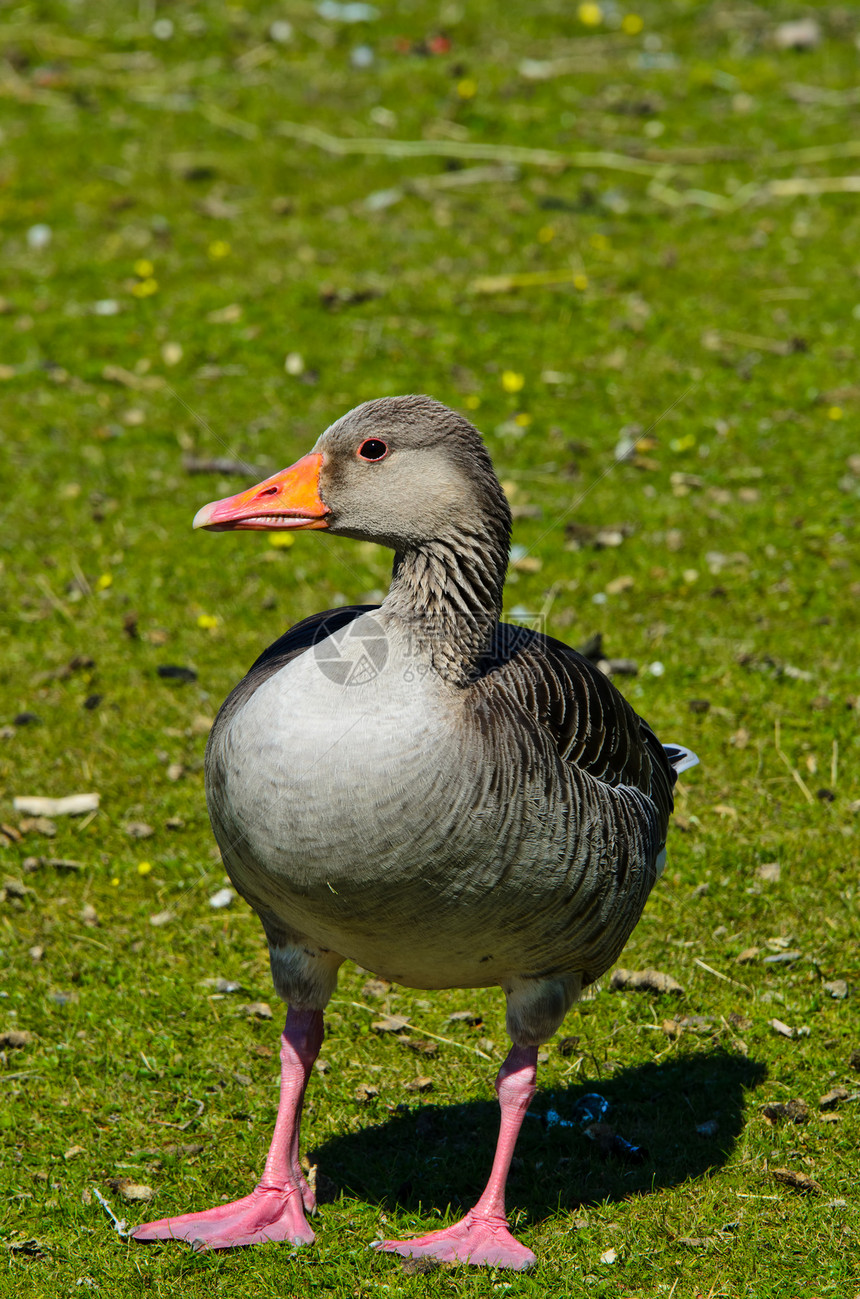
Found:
204,396 -> 688,1046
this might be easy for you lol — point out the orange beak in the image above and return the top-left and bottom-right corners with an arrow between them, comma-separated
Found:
192,453 -> 330,532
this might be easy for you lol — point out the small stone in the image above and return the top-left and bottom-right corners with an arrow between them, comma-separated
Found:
773,18 -> 820,50
125,821 -> 154,839
696,1118 -> 719,1137
448,1010 -> 483,1026
404,1076 -> 434,1092
209,887 -> 235,909
27,224 -> 52,250
354,1083 -> 379,1103
823,979 -> 848,1000
757,862 -> 781,883
63,1145 -> 86,1160
149,910 -> 174,927
769,1018 -> 795,1038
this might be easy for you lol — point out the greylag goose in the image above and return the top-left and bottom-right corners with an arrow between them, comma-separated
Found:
134,395 -> 696,1269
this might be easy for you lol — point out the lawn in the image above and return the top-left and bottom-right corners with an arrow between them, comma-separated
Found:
1,1 -> 858,1296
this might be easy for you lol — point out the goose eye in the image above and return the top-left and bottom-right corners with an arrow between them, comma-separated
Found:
357,438 -> 389,462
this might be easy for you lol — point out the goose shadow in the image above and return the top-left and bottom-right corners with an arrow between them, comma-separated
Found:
309,1050 -> 766,1218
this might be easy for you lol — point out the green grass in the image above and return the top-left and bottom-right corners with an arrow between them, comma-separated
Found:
1,1 -> 859,1295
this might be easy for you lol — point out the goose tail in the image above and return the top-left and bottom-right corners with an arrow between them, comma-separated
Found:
663,743 -> 699,776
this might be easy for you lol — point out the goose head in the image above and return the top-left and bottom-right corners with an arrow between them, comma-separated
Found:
192,395 -> 512,557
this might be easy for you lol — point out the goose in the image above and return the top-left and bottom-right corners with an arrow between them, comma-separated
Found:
134,395 -> 696,1269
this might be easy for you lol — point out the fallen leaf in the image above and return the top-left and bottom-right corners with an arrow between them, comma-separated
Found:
771,1167 -> 822,1195
823,979 -> 848,999
239,1002 -> 272,1019
372,1014 -> 410,1034
64,1145 -> 86,1160
108,1178 -> 154,1203
399,1038 -> 438,1057
149,910 -> 174,927
735,947 -> 760,964
362,978 -> 391,999
156,665 -> 197,683
201,977 -> 243,994
13,794 -> 99,816
404,1076 -> 434,1092
762,1098 -> 809,1124
610,968 -> 684,995
599,1247 -> 618,1264
448,1010 -> 483,1026
819,1087 -> 850,1111
354,1083 -> 379,1103
0,1029 -> 34,1048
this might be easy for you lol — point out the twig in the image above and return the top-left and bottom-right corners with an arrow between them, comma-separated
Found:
34,575 -> 73,622
332,999 -> 492,1061
772,140 -> 860,165
199,102 -> 259,140
767,175 -> 860,198
276,120 -> 665,177
92,1187 -> 129,1238
774,719 -> 815,804
693,957 -> 753,995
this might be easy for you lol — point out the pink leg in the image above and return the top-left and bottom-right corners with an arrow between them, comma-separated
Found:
134,1007 -> 323,1250
376,1044 -> 538,1270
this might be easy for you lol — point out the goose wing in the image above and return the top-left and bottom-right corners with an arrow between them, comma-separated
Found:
478,623 -> 676,829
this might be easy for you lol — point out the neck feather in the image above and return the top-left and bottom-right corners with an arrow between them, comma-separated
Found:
382,519 -> 510,686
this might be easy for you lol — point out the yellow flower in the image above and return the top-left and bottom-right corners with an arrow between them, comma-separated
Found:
538,225 -> 555,244
137,861 -> 152,876
456,78 -> 477,99
621,13 -> 644,35
828,405 -> 843,420
573,272 -> 589,291
269,532 -> 295,547
208,240 -> 231,260
515,413 -> 532,427
465,394 -> 481,410
131,278 -> 158,298
501,370 -> 525,394
577,2 -> 603,26
197,613 -> 218,629
96,573 -> 112,590
134,259 -> 154,278
110,877 -> 119,887
670,434 -> 696,452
